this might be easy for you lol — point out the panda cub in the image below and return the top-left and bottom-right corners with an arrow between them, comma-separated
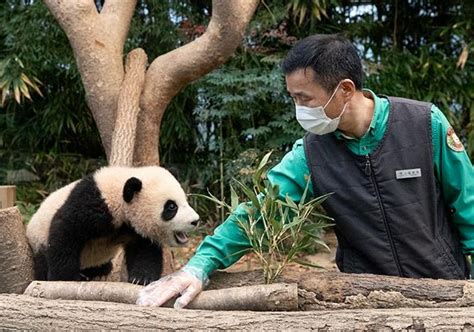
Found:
26,166 -> 200,285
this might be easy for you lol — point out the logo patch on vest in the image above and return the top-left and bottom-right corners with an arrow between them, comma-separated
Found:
446,127 -> 464,152
396,168 -> 422,179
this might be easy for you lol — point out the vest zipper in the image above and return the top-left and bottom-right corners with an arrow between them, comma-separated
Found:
365,154 -> 402,276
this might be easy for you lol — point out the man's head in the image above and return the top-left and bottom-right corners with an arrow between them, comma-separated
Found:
283,34 -> 367,135
282,34 -> 363,94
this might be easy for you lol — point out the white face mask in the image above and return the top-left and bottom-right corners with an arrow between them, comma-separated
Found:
295,83 -> 347,135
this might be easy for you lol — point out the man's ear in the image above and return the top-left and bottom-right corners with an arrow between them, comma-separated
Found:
123,177 -> 142,203
340,79 -> 356,100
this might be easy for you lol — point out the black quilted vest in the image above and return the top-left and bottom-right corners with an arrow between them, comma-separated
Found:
304,97 -> 468,279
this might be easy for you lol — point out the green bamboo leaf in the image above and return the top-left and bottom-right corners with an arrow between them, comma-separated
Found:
233,178 -> 261,210
303,192 -> 333,207
285,194 -> 298,210
18,80 -> 31,100
257,150 -> 273,171
0,79 -> 9,89
1,87 -> 9,106
13,81 -> 21,103
230,184 -> 239,211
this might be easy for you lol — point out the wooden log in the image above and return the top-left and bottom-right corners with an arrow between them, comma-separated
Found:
208,270 -> 474,310
297,271 -> 474,310
24,280 -> 298,311
0,186 -> 16,209
1,293 -> 474,330
0,207 -> 34,293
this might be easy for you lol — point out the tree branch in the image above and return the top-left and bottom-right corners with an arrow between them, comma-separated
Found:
134,0 -> 260,165
43,0 -> 137,160
109,48 -> 147,166
101,0 -> 137,48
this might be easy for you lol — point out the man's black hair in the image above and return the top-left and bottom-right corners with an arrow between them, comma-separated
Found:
282,34 -> 363,92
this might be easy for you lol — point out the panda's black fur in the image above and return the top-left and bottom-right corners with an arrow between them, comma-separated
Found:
32,175 -> 162,284
27,166 -> 199,285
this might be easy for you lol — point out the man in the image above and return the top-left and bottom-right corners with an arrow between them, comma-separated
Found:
137,34 -> 474,308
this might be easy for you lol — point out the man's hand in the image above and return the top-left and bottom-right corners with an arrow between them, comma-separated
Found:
136,266 -> 207,309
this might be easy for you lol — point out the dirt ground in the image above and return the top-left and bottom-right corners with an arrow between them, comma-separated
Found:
171,227 -> 339,277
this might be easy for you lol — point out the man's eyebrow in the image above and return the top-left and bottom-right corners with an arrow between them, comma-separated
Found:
288,91 -> 310,97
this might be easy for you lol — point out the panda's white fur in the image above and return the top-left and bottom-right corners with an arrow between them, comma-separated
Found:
27,180 -> 79,255
93,166 -> 199,246
26,165 -> 199,284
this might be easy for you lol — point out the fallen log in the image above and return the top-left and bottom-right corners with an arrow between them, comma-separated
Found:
1,293 -> 474,330
208,270 -> 474,310
23,270 -> 474,311
24,280 -> 298,311
0,207 -> 34,293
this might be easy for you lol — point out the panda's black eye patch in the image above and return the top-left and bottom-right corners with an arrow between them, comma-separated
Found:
162,200 -> 178,221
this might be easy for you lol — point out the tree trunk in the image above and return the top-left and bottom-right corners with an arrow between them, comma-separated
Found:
43,0 -> 259,164
0,207 -> 34,294
43,0 -> 137,159
1,294 -> 474,330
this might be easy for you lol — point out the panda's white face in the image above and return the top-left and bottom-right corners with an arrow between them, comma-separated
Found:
119,166 -> 200,247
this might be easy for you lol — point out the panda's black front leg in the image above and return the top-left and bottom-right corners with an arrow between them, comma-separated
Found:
124,235 -> 163,286
46,237 -> 82,281
46,216 -> 92,281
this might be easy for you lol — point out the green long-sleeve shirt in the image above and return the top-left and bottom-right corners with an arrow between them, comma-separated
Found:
186,91 -> 474,277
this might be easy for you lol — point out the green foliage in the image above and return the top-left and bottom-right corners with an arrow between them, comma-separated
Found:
0,1 -> 101,157
197,152 -> 333,284
2,151 -> 105,222
0,57 -> 43,106
0,0 -> 472,225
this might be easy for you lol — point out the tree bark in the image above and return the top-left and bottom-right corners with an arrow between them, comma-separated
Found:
24,281 -> 298,311
109,48 -> 148,166
2,294 -> 474,330
43,0 -> 259,165
43,0 -> 137,159
207,270 -> 474,310
0,207 -> 34,294
134,0 -> 259,165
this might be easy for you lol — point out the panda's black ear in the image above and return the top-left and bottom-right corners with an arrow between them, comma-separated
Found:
123,177 -> 142,203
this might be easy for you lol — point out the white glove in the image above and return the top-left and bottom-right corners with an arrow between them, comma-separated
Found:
136,266 -> 208,309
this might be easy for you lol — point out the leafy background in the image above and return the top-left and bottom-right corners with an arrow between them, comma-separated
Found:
0,0 -> 472,225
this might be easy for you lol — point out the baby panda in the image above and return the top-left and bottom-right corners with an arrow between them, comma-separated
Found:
26,166 -> 199,285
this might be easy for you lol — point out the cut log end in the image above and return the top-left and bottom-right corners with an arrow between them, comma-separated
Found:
0,207 -> 34,294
